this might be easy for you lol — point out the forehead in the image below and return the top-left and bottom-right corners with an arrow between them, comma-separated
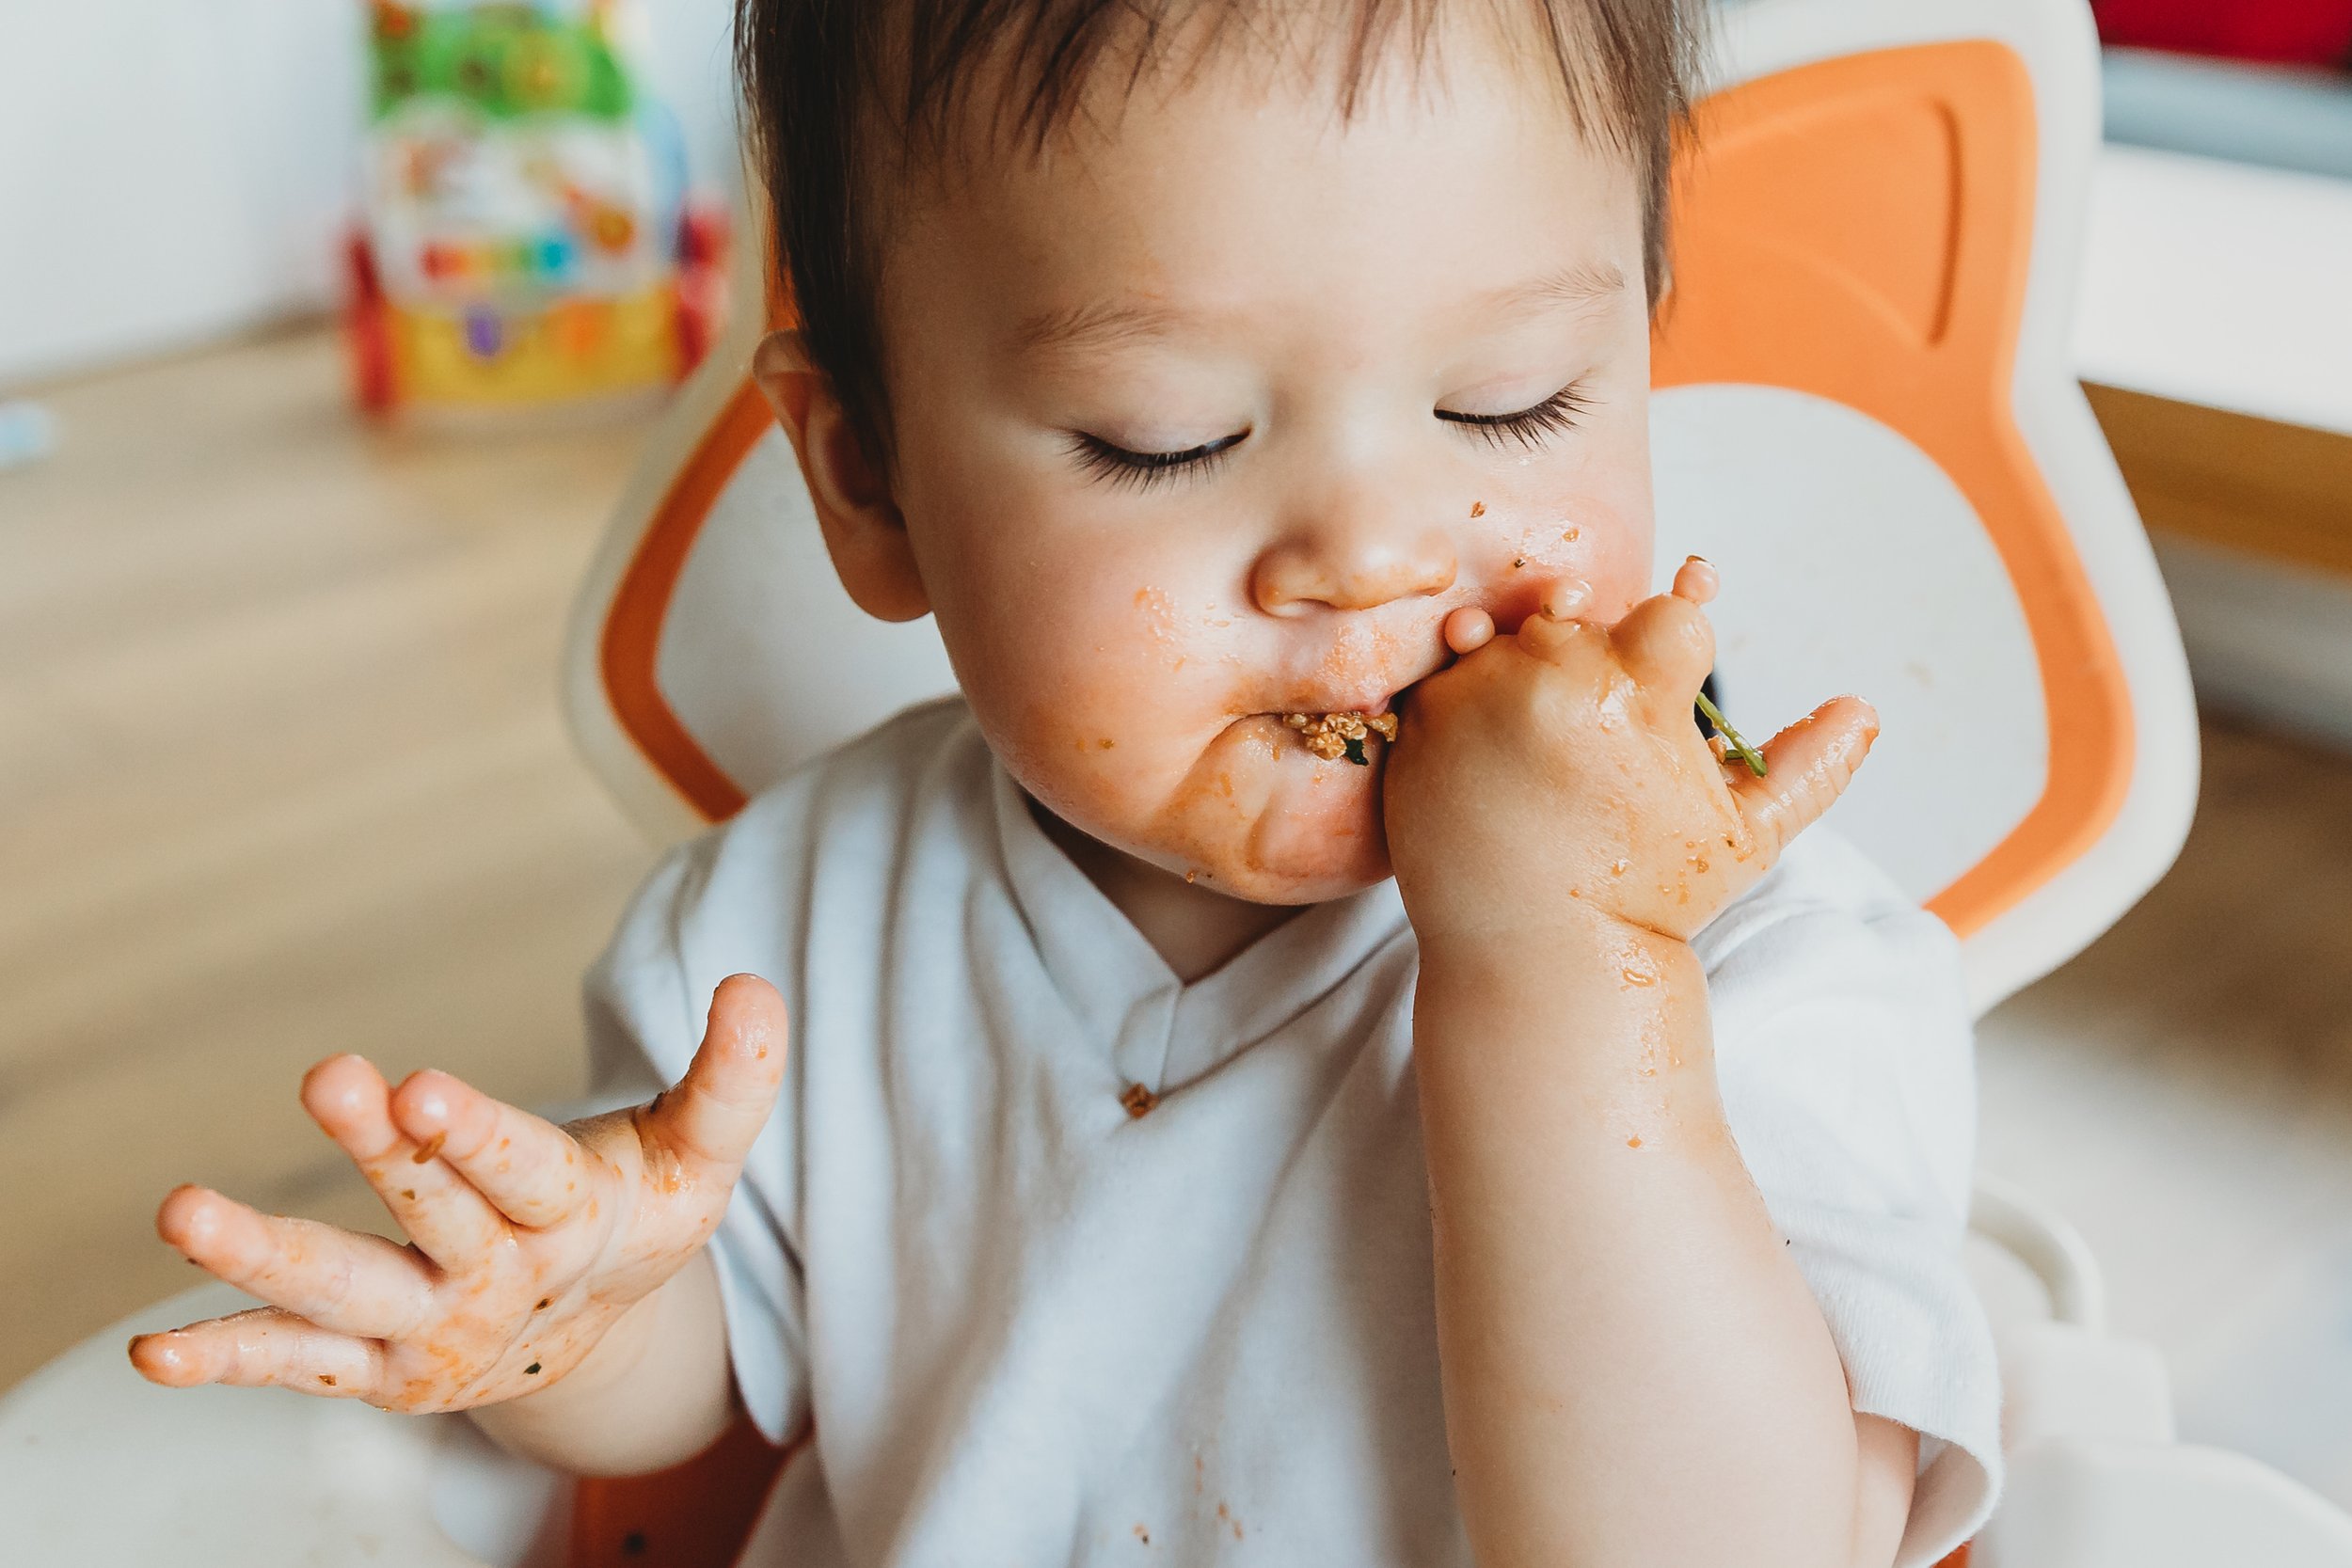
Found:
875,16 -> 1645,357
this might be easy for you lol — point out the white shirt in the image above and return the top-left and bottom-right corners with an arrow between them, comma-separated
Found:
585,698 -> 2000,1567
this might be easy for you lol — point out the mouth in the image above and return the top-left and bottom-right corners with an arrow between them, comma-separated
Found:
1277,709 -> 1400,766
1249,647 -> 1446,766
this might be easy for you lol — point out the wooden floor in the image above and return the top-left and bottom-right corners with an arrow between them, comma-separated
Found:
0,330 -> 659,1393
6,329 -> 2352,1503
1979,717 -> 2352,1503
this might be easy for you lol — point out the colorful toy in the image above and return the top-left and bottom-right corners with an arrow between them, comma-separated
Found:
345,0 -> 728,416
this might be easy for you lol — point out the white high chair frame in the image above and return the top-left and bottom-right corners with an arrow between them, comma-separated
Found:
7,2 -> 2351,1565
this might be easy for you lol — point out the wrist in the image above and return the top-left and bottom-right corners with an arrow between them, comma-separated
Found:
544,1279 -> 669,1401
1412,915 -> 1716,1107
470,1252 -> 734,1474
1413,902 -> 1695,991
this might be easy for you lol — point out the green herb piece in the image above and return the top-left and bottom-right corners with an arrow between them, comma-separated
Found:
1694,690 -> 1767,777
1343,736 -> 1369,766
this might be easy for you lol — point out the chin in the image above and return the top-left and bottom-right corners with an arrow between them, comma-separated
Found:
1018,720 -> 1403,906
1215,854 -> 1393,906
1185,793 -> 1396,906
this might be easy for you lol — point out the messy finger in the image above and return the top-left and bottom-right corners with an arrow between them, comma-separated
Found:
1443,606 -> 1495,656
155,1185 -> 432,1339
1672,555 -> 1719,605
302,1053 -> 504,1272
1539,577 -> 1593,621
1511,601 -> 1599,661
644,974 -> 789,1182
390,1071 -> 593,1231
1610,591 -> 1716,701
1730,696 -> 1880,863
130,1307 -> 383,1400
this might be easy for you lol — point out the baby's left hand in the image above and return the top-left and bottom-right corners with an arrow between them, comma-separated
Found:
1385,560 -> 1879,950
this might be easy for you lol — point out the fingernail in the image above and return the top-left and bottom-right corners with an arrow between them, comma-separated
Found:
1543,578 -> 1591,618
1672,556 -> 1720,605
168,1192 -> 218,1244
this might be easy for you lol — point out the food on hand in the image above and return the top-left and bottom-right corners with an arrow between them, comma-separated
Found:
1694,690 -> 1767,778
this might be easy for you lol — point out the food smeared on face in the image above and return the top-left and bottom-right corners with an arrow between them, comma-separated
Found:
1282,710 -> 1400,766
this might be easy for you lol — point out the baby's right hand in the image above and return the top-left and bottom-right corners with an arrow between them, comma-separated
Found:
130,974 -> 786,1414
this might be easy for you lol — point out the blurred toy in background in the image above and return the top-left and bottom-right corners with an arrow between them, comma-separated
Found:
2092,0 -> 2352,68
346,0 -> 729,418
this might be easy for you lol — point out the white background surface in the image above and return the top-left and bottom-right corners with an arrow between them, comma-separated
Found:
1649,387 -> 2048,910
0,0 -> 741,391
2072,145 -> 2352,440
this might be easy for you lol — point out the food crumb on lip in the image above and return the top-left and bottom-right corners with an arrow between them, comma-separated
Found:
1279,710 -> 1398,765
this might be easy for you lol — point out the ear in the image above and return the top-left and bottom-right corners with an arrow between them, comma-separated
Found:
752,330 -> 930,623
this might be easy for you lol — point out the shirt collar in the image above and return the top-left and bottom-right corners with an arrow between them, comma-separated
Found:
988,759 -> 1409,1068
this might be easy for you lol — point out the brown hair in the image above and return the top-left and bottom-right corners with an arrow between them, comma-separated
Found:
736,0 -> 1706,464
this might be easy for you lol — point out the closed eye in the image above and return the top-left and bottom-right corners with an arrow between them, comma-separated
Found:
1437,383 -> 1593,451
1068,430 -> 1248,491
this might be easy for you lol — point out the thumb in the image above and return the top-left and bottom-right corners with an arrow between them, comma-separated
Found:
646,974 -> 789,1178
1728,696 -> 1879,864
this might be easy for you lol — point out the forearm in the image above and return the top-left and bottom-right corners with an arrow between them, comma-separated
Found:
469,1249 -> 737,1476
1415,921 -> 1870,1568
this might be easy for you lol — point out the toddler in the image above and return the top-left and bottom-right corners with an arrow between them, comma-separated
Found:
132,1 -> 1999,1562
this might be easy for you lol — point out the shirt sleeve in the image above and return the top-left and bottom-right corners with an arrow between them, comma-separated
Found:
1699,831 -> 2002,1567
582,833 -> 813,1447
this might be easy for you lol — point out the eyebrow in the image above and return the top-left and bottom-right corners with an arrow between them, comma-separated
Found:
1011,259 -> 1629,358
1011,296 -> 1192,357
1482,260 -> 1629,319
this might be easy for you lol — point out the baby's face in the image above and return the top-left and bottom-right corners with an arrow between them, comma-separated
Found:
864,33 -> 1655,903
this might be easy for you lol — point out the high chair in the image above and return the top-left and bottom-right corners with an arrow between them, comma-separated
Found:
8,0 -> 2352,1563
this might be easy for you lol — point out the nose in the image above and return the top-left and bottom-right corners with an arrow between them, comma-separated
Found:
1250,492 -> 1458,616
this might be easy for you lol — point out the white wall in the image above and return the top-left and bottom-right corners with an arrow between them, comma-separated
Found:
642,0 -> 750,199
0,0 -> 739,391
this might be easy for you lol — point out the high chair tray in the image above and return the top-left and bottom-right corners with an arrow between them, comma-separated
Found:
0,1284 -> 567,1567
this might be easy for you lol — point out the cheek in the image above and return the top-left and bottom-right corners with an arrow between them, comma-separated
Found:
1455,397 -> 1655,623
1471,487 -> 1655,626
918,515 -> 1253,804
1561,493 -> 1656,618
1545,407 -> 1657,616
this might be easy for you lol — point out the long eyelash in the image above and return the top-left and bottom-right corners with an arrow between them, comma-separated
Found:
1438,383 -> 1594,451
1067,431 -> 1247,492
